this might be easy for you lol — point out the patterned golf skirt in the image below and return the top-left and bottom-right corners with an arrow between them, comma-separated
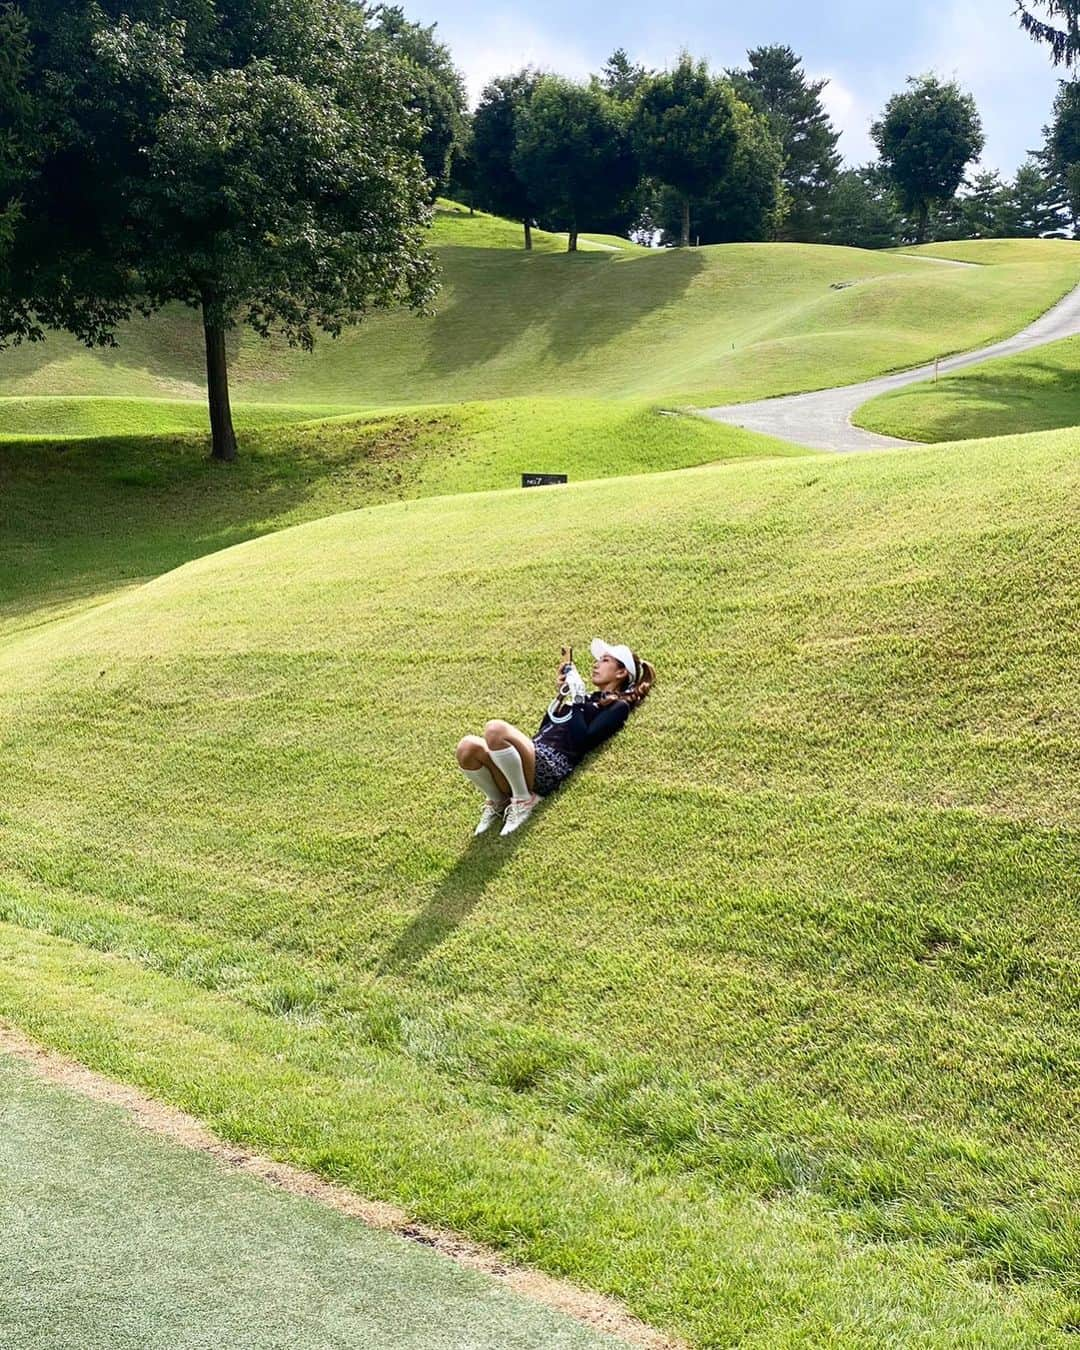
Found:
532,741 -> 576,797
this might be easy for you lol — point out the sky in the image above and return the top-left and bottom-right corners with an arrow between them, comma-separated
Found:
403,0 -> 1066,178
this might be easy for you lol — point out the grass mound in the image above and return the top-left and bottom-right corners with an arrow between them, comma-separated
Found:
2,239 -> 1076,429
1,428 -> 1077,1345
854,333 -> 1080,441
0,398 -> 805,643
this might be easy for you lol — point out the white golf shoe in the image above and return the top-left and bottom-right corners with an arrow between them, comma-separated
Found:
474,798 -> 510,835
500,793 -> 540,837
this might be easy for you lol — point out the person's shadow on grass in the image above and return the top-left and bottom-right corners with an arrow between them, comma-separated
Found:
378,808 -> 542,971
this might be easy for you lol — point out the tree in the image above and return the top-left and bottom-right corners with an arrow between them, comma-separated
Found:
1,0 -> 437,461
1017,0 -> 1080,66
597,48 -> 649,102
820,165 -> 901,249
512,77 -> 637,252
1010,159 -> 1069,234
871,74 -> 984,243
632,56 -> 740,247
1043,79 -> 1080,231
654,97 -> 784,245
728,44 -> 841,241
446,112 -> 477,211
960,169 -> 1010,236
372,5 -> 467,196
0,3 -> 33,255
471,70 -> 541,249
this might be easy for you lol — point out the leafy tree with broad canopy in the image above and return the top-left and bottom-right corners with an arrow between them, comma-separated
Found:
1017,0 -> 1080,65
0,0 -> 437,461
471,70 -> 542,249
870,74 -> 984,244
632,56 -> 740,247
512,76 -> 637,253
727,44 -> 841,242
373,5 -> 467,196
0,3 -> 33,255
654,96 -> 784,245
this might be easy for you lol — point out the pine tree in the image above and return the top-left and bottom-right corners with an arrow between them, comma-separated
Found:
1041,80 -> 1080,232
1016,1 -> 1080,66
728,45 -> 841,242
1011,159 -> 1068,235
598,49 -> 649,102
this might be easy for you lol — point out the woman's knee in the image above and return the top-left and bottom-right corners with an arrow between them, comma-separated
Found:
484,719 -> 511,748
456,735 -> 486,766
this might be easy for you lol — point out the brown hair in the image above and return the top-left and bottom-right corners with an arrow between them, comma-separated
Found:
596,650 -> 655,711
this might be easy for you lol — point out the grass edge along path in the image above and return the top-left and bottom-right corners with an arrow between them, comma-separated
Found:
0,926 -> 1069,1350
0,1020 -> 675,1350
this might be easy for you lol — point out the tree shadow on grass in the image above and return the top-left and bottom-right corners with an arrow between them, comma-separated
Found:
379,805 -> 546,971
423,247 -> 706,384
876,360 -> 1080,441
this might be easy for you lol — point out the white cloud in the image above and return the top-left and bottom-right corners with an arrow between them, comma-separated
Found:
818,74 -> 878,167
445,16 -> 594,106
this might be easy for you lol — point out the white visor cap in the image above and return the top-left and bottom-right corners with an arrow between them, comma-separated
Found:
590,637 -> 636,684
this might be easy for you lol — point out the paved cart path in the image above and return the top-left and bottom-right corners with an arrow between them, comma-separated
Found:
0,1052 -> 633,1350
702,278 -> 1080,452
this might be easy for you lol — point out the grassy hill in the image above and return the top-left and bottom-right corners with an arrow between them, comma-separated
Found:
0,400 -> 806,645
1,232 -> 1076,436
1,427 -> 1077,1346
854,333 -> 1080,441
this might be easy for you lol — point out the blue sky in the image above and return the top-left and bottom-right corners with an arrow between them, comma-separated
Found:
406,0 -> 1064,177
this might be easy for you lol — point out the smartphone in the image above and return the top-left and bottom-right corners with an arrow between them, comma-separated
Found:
561,644 -> 573,673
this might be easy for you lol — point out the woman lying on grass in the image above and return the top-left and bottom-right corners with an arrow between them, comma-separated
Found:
456,638 -> 655,837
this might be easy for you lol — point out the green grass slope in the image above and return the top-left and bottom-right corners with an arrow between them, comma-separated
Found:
1,429 -> 1076,1346
0,400 -> 805,644
2,238 -> 1076,432
0,396 -> 348,440
854,333 -> 1080,441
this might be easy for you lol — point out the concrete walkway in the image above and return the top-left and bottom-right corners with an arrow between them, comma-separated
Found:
702,279 -> 1080,453
0,1054 -> 623,1350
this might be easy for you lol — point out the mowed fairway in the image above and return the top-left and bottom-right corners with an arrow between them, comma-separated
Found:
1,219 -> 1078,428
1,425 -> 1077,1344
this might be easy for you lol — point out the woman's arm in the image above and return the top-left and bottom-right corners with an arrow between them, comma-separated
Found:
566,700 -> 630,755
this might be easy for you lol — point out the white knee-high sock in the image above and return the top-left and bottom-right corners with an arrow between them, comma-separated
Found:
488,745 -> 530,800
461,765 -> 506,802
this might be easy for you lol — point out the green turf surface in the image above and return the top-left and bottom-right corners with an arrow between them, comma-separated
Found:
1,428 -> 1077,1346
0,1055 -> 613,1349
431,199 -> 647,254
853,333 -> 1080,441
0,396 -> 350,439
1,238 -> 1076,430
0,399 -> 806,643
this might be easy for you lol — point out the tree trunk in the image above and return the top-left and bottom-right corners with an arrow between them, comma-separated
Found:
523,219 -> 532,250
681,195 -> 691,247
202,296 -> 237,463
916,202 -> 929,245
567,229 -> 578,252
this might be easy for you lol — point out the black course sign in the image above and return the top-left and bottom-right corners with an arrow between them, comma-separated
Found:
522,473 -> 568,487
